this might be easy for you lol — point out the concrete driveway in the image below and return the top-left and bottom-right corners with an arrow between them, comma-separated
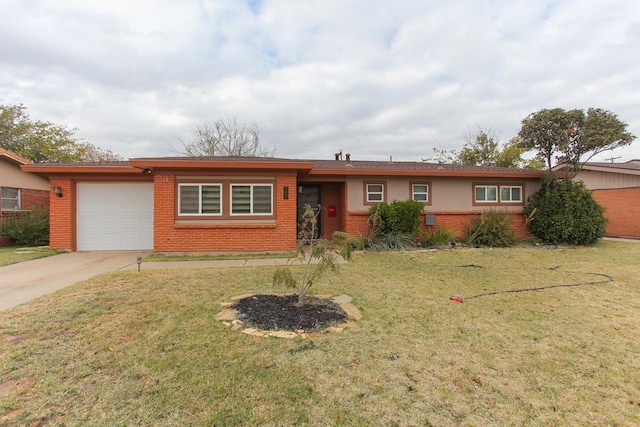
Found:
0,251 -> 147,311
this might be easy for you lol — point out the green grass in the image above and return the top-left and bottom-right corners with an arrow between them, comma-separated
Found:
0,246 -> 64,267
143,251 -> 297,262
1,241 -> 639,426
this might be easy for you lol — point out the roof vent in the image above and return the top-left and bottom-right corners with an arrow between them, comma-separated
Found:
334,150 -> 343,161
345,153 -> 353,166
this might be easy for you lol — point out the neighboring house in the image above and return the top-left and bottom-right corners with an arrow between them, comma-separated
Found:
22,156 -> 544,252
556,160 -> 640,239
0,149 -> 50,246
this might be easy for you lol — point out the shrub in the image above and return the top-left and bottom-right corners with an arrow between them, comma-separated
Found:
525,178 -> 606,245
465,209 -> 515,247
419,226 -> 453,247
0,209 -> 50,246
368,200 -> 424,236
363,232 -> 415,251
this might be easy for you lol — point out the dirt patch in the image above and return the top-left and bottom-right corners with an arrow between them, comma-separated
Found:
3,334 -> 31,345
0,380 -> 17,398
233,294 -> 347,332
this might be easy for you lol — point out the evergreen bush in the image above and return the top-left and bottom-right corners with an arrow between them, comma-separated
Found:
525,178 -> 606,245
368,200 -> 424,236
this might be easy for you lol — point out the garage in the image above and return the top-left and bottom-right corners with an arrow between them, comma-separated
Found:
77,183 -> 154,250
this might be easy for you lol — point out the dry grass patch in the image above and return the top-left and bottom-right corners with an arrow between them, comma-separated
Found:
0,246 -> 63,267
1,242 -> 639,425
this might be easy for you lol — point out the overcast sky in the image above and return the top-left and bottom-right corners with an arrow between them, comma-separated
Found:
2,0 -> 639,162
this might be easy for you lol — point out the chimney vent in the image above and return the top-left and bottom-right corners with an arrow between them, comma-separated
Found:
334,150 -> 343,161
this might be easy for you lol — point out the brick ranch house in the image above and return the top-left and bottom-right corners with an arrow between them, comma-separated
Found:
0,149 -> 50,247
22,156 -> 544,252
555,160 -> 640,239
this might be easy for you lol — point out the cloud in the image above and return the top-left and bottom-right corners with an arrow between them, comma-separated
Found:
1,0 -> 639,162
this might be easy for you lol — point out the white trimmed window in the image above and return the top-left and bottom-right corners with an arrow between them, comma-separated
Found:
500,186 -> 522,203
1,187 -> 20,211
475,185 -> 498,203
366,183 -> 385,203
412,184 -> 429,203
231,184 -> 273,215
178,184 -> 222,215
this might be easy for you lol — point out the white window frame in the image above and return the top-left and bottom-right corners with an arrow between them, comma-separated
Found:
475,185 -> 498,203
178,183 -> 222,216
230,184 -> 273,216
1,187 -> 21,211
411,184 -> 429,203
366,183 -> 385,203
500,186 -> 523,203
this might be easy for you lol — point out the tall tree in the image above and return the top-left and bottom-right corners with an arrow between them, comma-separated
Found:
518,107 -> 636,176
179,117 -> 275,157
429,127 -> 543,169
0,103 -> 122,163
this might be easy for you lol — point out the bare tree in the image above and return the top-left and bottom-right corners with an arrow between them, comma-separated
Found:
179,117 -> 275,157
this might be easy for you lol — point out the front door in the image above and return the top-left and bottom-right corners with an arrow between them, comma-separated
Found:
297,185 -> 322,239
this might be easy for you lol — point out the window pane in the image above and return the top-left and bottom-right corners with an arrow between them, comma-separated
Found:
2,187 -> 19,199
501,187 -> 511,201
179,186 -> 199,214
413,193 -> 427,201
368,193 -> 383,201
253,185 -> 272,214
413,185 -> 427,193
475,187 -> 485,201
487,187 -> 497,201
201,185 -> 221,214
368,184 -> 383,193
511,187 -> 521,201
231,185 -> 251,214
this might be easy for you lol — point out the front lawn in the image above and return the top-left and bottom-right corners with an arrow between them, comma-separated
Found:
0,246 -> 63,267
1,242 -> 639,426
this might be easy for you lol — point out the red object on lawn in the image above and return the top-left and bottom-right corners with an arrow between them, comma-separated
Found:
450,296 -> 464,303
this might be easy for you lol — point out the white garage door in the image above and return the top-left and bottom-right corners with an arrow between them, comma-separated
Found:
77,183 -> 154,250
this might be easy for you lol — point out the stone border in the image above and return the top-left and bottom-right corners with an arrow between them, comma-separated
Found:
215,294 -> 362,339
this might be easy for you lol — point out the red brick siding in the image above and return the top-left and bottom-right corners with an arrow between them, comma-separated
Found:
21,188 -> 50,211
154,173 -> 298,252
48,179 -> 74,250
592,187 -> 640,239
344,209 -> 531,240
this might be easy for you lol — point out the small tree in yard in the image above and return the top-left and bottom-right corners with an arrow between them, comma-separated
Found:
273,204 -> 353,307
525,177 -> 607,245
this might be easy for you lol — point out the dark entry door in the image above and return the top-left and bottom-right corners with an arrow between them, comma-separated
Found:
297,185 -> 322,238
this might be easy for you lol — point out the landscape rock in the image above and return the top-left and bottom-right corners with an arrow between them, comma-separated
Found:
332,294 -> 353,304
215,309 -> 238,321
340,303 -> 363,320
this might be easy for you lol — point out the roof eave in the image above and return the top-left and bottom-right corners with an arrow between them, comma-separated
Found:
129,159 -> 314,171
21,164 -> 141,174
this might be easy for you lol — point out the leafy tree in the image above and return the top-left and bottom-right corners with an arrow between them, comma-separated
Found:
179,117 -> 275,157
429,127 -> 543,169
0,103 -> 122,163
273,204 -> 353,307
525,177 -> 607,245
518,108 -> 636,176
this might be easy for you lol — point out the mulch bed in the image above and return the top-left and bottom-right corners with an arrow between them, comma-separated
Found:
233,294 -> 347,332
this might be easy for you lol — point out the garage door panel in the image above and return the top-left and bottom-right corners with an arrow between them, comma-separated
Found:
77,183 -> 154,250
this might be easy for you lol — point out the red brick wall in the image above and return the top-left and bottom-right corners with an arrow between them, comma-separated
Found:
592,187 -> 640,239
48,179 -> 74,250
344,209 -> 531,241
21,188 -> 50,211
154,173 -> 299,252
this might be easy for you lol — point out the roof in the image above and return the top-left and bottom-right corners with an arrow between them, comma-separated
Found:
0,148 -> 33,166
309,159 -> 544,178
21,155 -> 545,178
554,160 -> 640,176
